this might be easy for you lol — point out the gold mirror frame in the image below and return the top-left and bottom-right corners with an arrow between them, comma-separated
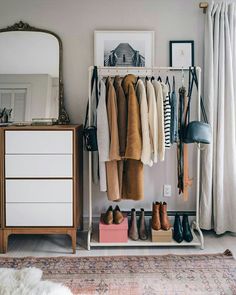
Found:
0,21 -> 70,124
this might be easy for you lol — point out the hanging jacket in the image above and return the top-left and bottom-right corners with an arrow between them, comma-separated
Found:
114,76 -> 127,196
122,74 -> 144,200
122,74 -> 142,160
152,80 -> 165,161
97,78 -> 109,192
105,77 -> 121,201
177,86 -> 192,199
170,77 -> 178,144
136,79 -> 153,167
114,76 -> 127,157
146,79 -> 158,163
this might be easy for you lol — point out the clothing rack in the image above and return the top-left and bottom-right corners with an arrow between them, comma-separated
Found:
87,66 -> 204,250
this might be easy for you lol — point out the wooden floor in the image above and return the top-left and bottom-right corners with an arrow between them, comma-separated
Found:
1,230 -> 236,257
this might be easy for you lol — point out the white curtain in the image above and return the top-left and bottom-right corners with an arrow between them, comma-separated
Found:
200,2 -> 236,234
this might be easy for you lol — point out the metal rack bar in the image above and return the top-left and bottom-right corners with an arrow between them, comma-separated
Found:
87,66 -> 204,250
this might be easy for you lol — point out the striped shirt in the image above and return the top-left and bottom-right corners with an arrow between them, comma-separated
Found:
162,83 -> 171,149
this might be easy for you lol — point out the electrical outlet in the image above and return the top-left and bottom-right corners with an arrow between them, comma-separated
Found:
163,184 -> 172,197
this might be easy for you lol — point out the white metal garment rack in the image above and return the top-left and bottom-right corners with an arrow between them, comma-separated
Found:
87,66 -> 204,250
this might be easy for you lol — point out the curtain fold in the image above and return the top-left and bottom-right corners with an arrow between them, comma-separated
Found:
200,2 -> 236,234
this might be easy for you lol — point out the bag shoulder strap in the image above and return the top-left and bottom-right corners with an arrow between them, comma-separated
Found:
185,66 -> 208,125
84,66 -> 98,128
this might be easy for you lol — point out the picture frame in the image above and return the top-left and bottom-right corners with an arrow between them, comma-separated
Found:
169,40 -> 194,67
94,31 -> 154,67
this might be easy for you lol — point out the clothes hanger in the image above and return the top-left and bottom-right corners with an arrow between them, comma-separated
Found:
157,75 -> 162,82
165,76 -> 171,93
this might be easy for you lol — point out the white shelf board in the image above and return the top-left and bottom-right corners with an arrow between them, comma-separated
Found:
90,228 -> 201,248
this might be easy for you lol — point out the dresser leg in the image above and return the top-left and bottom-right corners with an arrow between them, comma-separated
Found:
68,230 -> 77,254
0,230 -> 3,253
2,230 -> 9,253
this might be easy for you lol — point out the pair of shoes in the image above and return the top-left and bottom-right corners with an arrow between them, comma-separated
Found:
173,213 -> 193,243
129,208 -> 148,241
103,206 -> 124,225
152,202 -> 171,231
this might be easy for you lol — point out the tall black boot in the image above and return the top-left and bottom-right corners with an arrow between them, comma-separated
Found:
173,213 -> 183,243
182,213 -> 193,242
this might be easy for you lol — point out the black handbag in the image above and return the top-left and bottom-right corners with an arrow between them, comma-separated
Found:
184,67 -> 212,144
83,66 -> 99,151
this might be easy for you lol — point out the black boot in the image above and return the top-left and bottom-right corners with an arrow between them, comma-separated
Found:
173,213 -> 183,243
182,213 -> 193,242
138,208 -> 148,240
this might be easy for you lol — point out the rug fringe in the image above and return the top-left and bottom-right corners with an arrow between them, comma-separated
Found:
224,249 -> 233,257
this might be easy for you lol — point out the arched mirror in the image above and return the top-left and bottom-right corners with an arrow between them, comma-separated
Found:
0,21 -> 69,124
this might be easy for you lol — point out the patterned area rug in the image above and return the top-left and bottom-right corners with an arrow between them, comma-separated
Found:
0,250 -> 235,295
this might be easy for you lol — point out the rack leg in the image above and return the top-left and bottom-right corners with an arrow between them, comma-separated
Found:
192,221 -> 204,250
87,227 -> 92,251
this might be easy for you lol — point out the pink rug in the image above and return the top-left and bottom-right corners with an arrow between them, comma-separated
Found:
0,250 -> 235,294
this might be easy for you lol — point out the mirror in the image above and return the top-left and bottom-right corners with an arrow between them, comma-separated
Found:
0,21 -> 69,124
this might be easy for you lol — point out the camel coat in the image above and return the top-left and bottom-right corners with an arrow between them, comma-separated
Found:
105,77 -> 121,201
122,74 -> 144,200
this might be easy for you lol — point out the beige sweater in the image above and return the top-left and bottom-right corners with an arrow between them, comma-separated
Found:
152,80 -> 165,161
136,79 -> 153,167
146,79 -> 158,163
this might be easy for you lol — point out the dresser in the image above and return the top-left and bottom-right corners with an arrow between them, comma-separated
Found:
0,125 -> 83,253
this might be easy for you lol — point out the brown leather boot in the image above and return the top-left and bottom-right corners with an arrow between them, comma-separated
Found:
129,208 -> 139,240
160,202 -> 171,230
152,202 -> 161,230
138,208 -> 148,240
113,205 -> 124,224
103,206 -> 113,225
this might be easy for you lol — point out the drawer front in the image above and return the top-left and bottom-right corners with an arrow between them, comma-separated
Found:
5,155 -> 72,178
6,179 -> 73,203
5,131 -> 73,154
6,203 -> 73,226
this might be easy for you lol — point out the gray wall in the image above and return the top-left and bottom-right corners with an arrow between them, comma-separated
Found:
0,0 -> 206,216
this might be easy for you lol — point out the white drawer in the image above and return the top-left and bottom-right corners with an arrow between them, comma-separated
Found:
5,155 -> 72,178
6,179 -> 73,203
6,203 -> 73,226
5,131 -> 73,154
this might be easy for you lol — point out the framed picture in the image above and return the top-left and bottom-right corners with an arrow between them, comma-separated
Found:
169,41 -> 194,67
94,31 -> 154,67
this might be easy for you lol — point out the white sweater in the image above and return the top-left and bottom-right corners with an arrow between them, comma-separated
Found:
152,80 -> 165,161
97,79 -> 110,192
136,79 -> 153,167
146,79 -> 158,163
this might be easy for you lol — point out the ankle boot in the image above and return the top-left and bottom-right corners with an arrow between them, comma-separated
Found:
129,209 -> 139,241
182,213 -> 193,242
173,213 -> 183,243
138,208 -> 148,240
103,206 -> 113,224
160,202 -> 171,230
152,202 -> 161,230
113,205 -> 124,224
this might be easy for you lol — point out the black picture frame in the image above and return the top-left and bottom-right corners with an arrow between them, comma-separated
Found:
169,40 -> 194,67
